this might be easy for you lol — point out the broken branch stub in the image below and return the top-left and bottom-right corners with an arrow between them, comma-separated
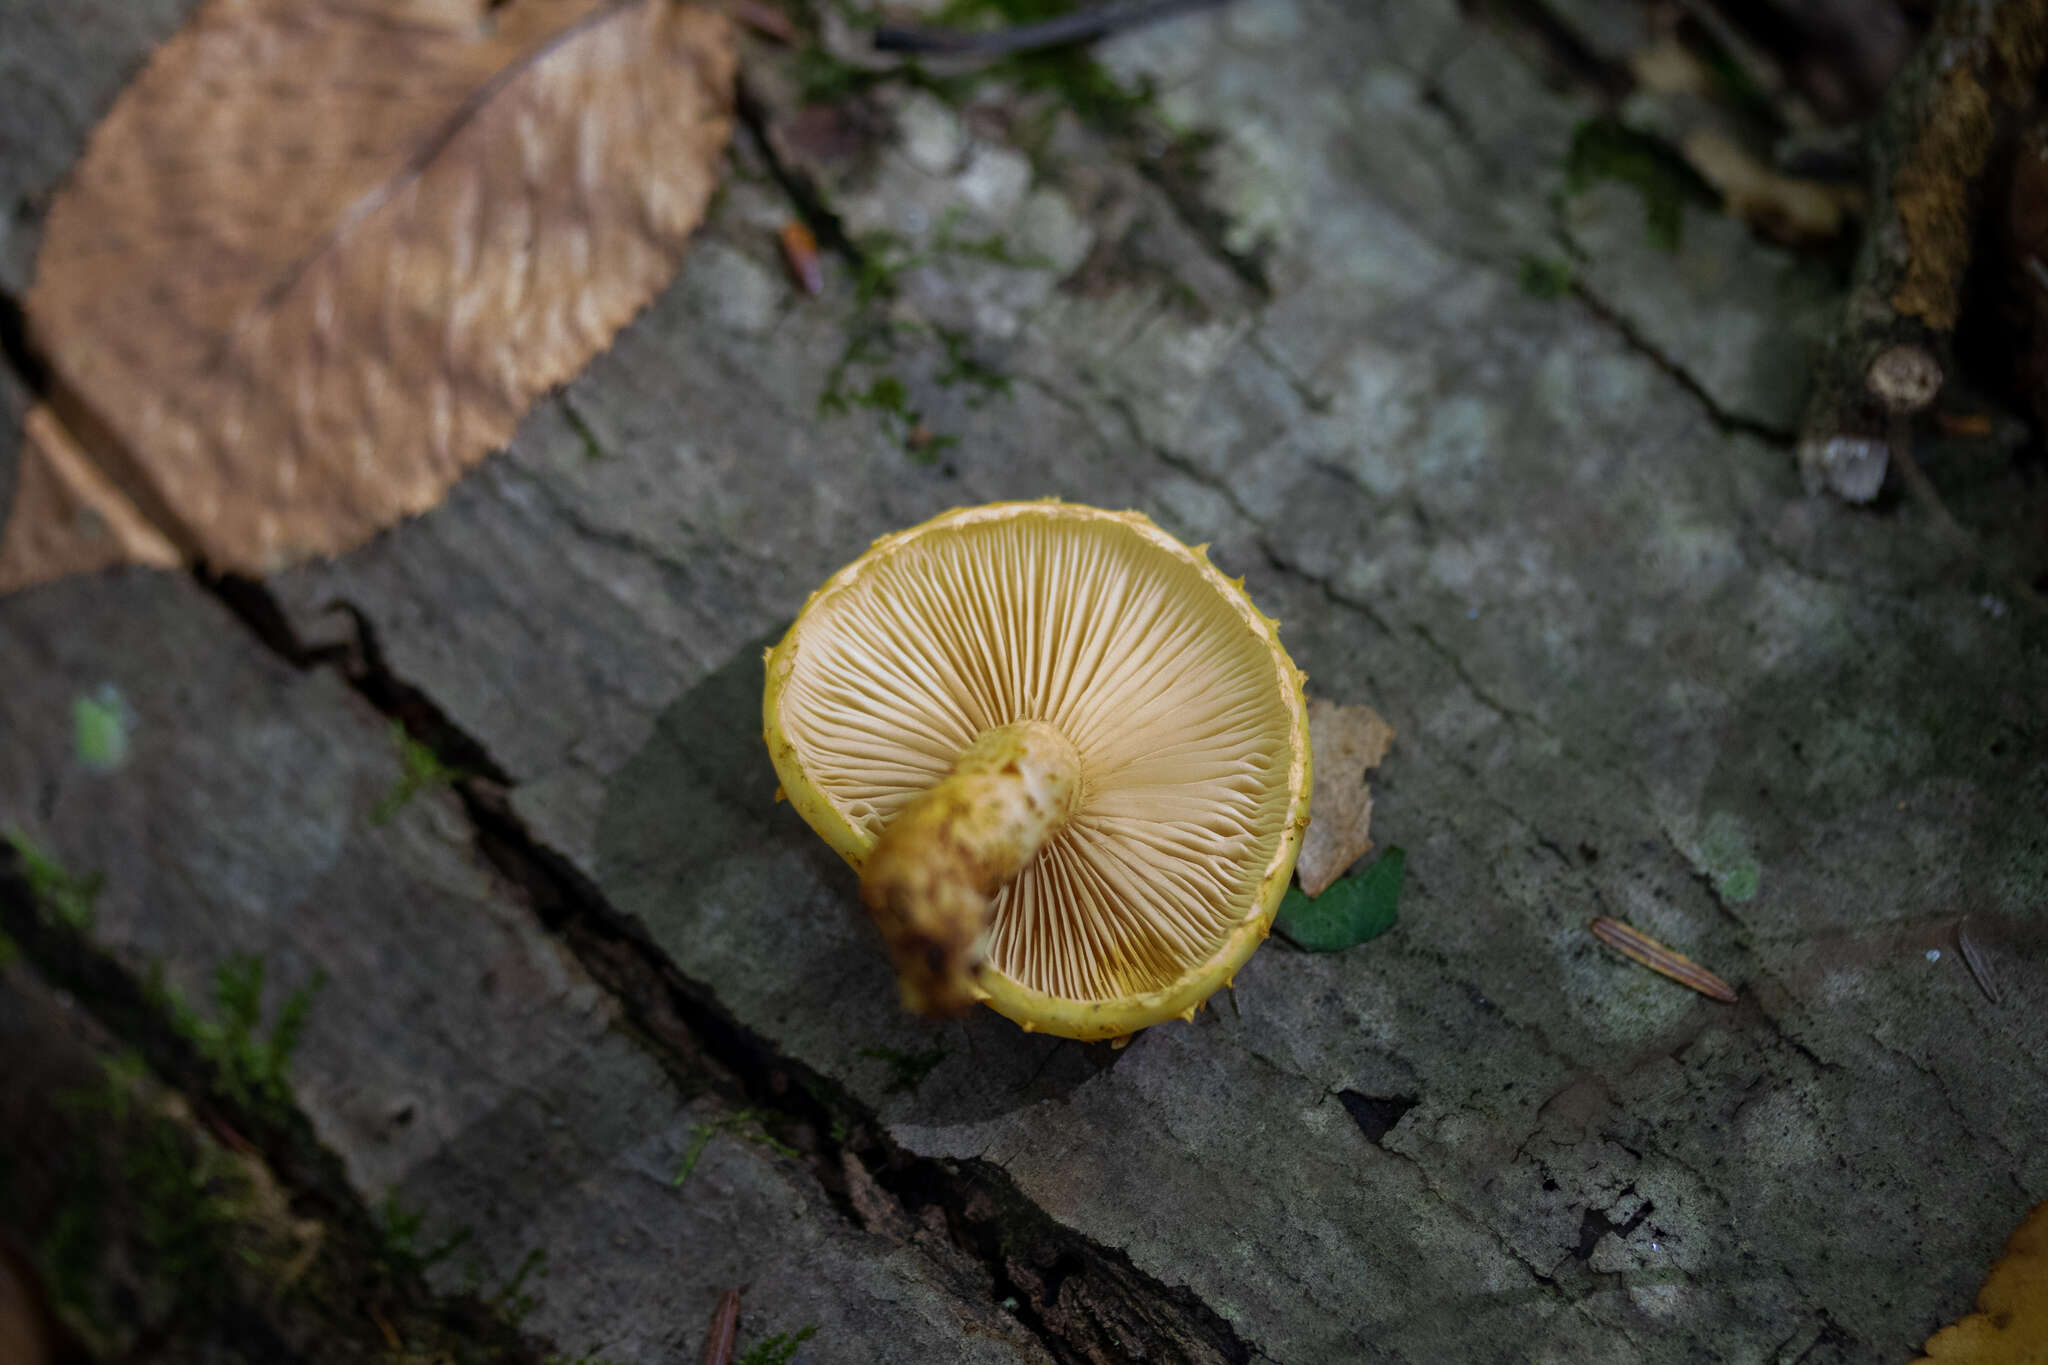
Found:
1796,0 -> 2048,502
1,0 -> 736,592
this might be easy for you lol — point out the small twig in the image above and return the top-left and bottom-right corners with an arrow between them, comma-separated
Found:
874,0 -> 1235,58
1589,917 -> 1738,1003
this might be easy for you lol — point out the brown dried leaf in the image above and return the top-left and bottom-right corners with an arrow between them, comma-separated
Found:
1297,698 -> 1394,897
1912,1200 -> 2048,1363
2,0 -> 735,590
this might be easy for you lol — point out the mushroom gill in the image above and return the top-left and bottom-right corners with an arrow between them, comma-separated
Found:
766,502 -> 1310,1038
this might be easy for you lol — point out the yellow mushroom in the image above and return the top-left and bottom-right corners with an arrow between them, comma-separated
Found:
762,501 -> 1312,1041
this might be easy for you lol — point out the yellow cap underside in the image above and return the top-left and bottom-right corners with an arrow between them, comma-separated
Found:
763,501 -> 1312,1041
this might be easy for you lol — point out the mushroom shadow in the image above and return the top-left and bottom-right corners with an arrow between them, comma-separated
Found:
594,628 -> 1120,1125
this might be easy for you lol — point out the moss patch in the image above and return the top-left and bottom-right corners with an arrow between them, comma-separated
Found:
858,1042 -> 950,1096
738,1324 -> 819,1365
4,832 -> 102,931
672,1108 -> 801,1188
1564,118 -> 1714,251
146,951 -> 325,1118
1694,811 -> 1762,904
1518,255 -> 1575,300
372,721 -> 472,825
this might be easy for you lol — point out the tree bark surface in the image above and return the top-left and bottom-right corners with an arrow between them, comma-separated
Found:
3,2 -> 2045,1363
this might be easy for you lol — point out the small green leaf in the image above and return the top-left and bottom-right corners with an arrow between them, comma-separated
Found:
1274,848 -> 1404,952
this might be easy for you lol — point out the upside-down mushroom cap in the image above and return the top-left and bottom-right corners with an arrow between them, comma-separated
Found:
763,501 -> 1312,1041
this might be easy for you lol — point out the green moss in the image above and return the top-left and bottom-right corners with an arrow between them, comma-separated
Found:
932,0 -> 1154,133
930,205 -> 1052,272
795,0 -> 1156,133
671,1108 -> 800,1188
1695,811 -> 1762,904
1564,118 -> 1711,251
561,399 -> 606,462
372,722 -> 471,825
1517,255 -> 1574,300
1009,50 -> 1152,134
935,0 -> 1067,20
818,327 -> 952,463
849,212 -> 1049,313
149,952 -> 325,1116
1693,36 -> 1779,133
818,323 -> 896,416
4,831 -> 102,931
1687,810 -> 1769,908
379,1192 -> 472,1279
489,1247 -> 547,1326
795,44 -> 885,105
857,1043 -> 950,1096
40,1054 -> 252,1331
120,1110 -> 245,1306
670,1122 -> 718,1187
738,1324 -> 818,1365
821,231 -> 1024,459
862,374 -> 913,418
935,327 -> 1013,406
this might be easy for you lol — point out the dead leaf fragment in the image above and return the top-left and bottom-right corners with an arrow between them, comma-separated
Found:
2,0 -> 736,590
1681,128 -> 1861,245
1296,698 -> 1395,897
0,405 -> 181,592
1913,1200 -> 2048,1363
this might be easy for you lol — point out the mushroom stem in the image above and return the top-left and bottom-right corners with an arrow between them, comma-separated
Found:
860,720 -> 1081,1015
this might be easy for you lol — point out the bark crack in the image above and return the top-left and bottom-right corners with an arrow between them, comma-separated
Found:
1566,279 -> 1797,445
195,572 -> 1259,1365
0,856 -> 556,1365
